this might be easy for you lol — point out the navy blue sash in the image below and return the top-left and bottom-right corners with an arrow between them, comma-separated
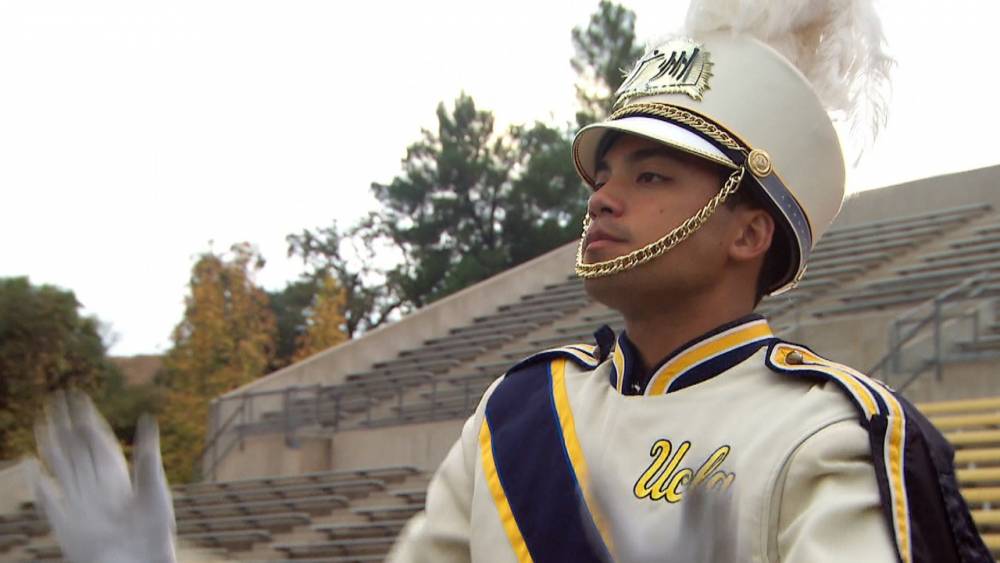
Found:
482,354 -> 609,562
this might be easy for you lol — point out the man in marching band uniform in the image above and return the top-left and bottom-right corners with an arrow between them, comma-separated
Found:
387,0 -> 991,561
30,0 -> 992,561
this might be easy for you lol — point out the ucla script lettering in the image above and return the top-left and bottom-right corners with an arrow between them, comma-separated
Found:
633,439 -> 735,503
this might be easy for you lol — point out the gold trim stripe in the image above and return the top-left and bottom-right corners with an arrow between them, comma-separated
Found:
479,420 -> 533,563
769,344 -> 911,563
829,362 -> 912,563
531,344 -> 599,368
770,345 -> 878,419
551,359 -> 615,556
612,342 -> 626,394
646,320 -> 773,395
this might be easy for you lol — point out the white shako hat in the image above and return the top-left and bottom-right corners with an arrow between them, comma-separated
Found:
573,0 -> 891,295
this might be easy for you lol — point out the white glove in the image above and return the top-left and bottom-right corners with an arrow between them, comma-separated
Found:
33,390 -> 177,563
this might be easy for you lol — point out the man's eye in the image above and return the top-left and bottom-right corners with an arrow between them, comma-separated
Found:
637,172 -> 668,183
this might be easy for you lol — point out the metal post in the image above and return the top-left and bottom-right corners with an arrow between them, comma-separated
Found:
933,300 -> 943,380
283,387 -> 292,446
334,393 -> 341,430
888,320 -> 898,375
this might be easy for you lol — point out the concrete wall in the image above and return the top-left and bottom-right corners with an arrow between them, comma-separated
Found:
0,459 -> 37,513
904,361 -> 1000,404
213,433 -> 333,481
836,165 -> 1000,227
330,420 -> 465,473
214,419 -> 465,480
779,311 -> 899,370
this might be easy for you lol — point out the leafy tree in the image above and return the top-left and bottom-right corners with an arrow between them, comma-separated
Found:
0,277 -> 118,460
571,1 -> 644,125
367,95 -> 591,309
267,278 -> 315,368
504,121 -> 588,265
292,273 -> 348,362
370,93 -> 515,307
279,2 -> 641,317
159,243 -> 276,483
93,370 -> 164,449
286,221 -> 404,338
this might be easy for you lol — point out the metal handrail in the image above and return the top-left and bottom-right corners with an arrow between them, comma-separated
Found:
197,398 -> 246,481
867,271 -> 991,388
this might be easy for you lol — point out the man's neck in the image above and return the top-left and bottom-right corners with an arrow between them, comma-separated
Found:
622,295 -> 755,374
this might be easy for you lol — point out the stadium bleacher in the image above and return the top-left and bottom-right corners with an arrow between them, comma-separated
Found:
0,465 -> 429,562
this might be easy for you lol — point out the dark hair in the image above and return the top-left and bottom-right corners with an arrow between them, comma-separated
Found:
724,174 -> 791,306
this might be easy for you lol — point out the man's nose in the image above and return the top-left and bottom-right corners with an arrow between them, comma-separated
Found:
587,179 -> 625,219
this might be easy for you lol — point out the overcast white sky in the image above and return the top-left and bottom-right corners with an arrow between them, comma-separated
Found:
2,1 -> 998,356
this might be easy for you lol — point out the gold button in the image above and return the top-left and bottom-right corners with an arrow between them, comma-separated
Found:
786,351 -> 804,365
747,149 -> 772,177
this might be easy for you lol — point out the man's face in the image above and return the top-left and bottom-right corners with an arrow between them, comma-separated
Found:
582,133 -> 737,311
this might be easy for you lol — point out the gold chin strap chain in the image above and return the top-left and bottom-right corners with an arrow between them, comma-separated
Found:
575,102 -> 750,280
575,165 -> 745,279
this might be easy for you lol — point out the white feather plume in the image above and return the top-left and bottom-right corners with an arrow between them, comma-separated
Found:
684,0 -> 894,145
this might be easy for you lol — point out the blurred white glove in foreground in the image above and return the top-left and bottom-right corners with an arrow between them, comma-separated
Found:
33,390 -> 177,563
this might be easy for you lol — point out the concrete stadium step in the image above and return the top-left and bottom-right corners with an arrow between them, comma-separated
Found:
391,489 -> 427,505
980,532 -> 1000,552
957,336 -> 1000,354
808,250 -> 891,269
174,479 -> 386,506
863,268 -> 996,290
819,203 -> 990,242
346,365 -> 438,382
24,542 -> 62,560
582,309 -> 621,322
0,514 -> 48,536
972,509 -> 1000,526
945,430 -> 1000,447
175,494 -> 350,519
813,224 -> 946,254
0,533 -> 28,551
395,343 -> 488,362
924,241 -> 1000,262
814,294 -> 932,318
931,413 -> 1000,431
954,448 -> 1000,467
961,487 -> 1000,504
808,238 -> 917,262
422,331 -> 512,348
353,504 -> 423,522
274,536 -> 396,558
313,520 -> 407,540
897,255 -> 1000,276
247,557 -> 385,563
798,263 -> 867,279
951,232 -> 1000,249
177,467 -> 417,496
370,355 -> 462,372
917,396 -> 1000,416
177,512 -> 311,534
182,528 -> 272,551
958,468 -> 1000,485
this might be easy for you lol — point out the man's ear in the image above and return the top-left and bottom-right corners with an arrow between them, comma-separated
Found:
729,208 -> 774,263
